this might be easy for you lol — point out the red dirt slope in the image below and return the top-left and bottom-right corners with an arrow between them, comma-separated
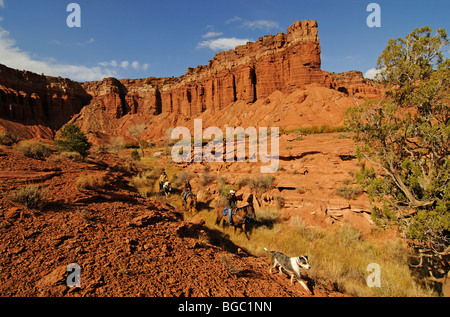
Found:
0,147 -> 344,297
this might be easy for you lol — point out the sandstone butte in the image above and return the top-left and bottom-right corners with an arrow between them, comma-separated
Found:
0,20 -> 382,143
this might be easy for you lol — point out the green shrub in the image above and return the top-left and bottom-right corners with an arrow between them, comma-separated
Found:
55,123 -> 91,158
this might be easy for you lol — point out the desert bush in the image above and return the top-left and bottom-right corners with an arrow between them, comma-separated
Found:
61,151 -> 83,162
275,195 -> 286,208
0,130 -> 22,145
75,173 -> 106,190
283,125 -> 348,135
250,175 -> 275,198
48,151 -> 84,162
14,140 -> 52,159
130,171 -> 160,197
174,170 -> 194,187
200,172 -> 216,186
237,177 -> 251,189
217,254 -> 245,276
131,149 -> 141,161
9,185 -> 48,210
335,184 -> 364,200
109,136 -> 124,154
296,187 -> 306,194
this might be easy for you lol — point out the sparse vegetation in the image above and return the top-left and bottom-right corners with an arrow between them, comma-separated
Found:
48,151 -> 84,162
335,184 -> 364,200
199,172 -> 216,187
296,187 -> 306,194
250,175 -> 275,197
193,206 -> 436,297
346,26 -> 450,278
55,123 -> 91,158
75,173 -> 106,190
0,130 -> 22,145
283,125 -> 348,135
14,140 -> 52,159
130,170 -> 162,198
131,149 -> 141,161
128,123 -> 147,157
9,185 -> 48,210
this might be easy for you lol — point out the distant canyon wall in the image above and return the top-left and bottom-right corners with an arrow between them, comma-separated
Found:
80,20 -> 333,120
0,64 -> 91,130
0,20 -> 381,141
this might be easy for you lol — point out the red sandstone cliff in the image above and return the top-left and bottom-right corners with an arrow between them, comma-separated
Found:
0,20 -> 382,142
80,20 -> 333,118
0,64 -> 92,138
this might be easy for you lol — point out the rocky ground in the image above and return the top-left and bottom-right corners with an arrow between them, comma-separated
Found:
0,145 -> 347,297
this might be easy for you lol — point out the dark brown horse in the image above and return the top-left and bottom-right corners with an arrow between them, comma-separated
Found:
216,203 -> 256,239
184,191 -> 197,215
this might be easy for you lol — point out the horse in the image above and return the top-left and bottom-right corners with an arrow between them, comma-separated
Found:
184,191 -> 197,215
216,203 -> 256,239
162,181 -> 172,197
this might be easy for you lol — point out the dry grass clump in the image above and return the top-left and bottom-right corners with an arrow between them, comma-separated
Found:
0,130 -> 21,145
335,184 -> 364,200
8,185 -> 48,210
75,173 -> 106,190
217,254 -> 245,276
14,140 -> 52,160
48,151 -> 84,162
130,170 -> 160,197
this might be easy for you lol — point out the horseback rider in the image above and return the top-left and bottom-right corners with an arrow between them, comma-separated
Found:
226,190 -> 238,224
159,170 -> 168,191
182,180 -> 192,204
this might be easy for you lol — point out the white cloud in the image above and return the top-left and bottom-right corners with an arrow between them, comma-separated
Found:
0,26 -> 149,82
242,20 -> 281,30
202,31 -> 223,39
131,61 -> 139,70
0,0 -> 4,21
226,16 -> 281,31
364,68 -> 382,80
100,59 -> 149,72
50,37 -> 95,47
226,16 -> 243,24
197,37 -> 251,51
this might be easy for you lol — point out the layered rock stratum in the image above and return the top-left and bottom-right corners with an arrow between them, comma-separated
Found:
0,20 -> 382,142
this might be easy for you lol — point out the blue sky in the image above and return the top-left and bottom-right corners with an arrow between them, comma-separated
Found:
0,0 -> 449,82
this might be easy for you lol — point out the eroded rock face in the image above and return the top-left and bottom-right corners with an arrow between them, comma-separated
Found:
0,20 -> 381,141
0,64 -> 92,130
331,70 -> 382,99
81,20 -> 333,119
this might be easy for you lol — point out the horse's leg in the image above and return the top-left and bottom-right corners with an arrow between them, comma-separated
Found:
215,211 -> 221,225
243,223 -> 250,240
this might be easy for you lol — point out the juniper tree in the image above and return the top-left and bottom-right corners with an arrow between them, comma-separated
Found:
346,26 -> 449,278
55,123 -> 92,158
